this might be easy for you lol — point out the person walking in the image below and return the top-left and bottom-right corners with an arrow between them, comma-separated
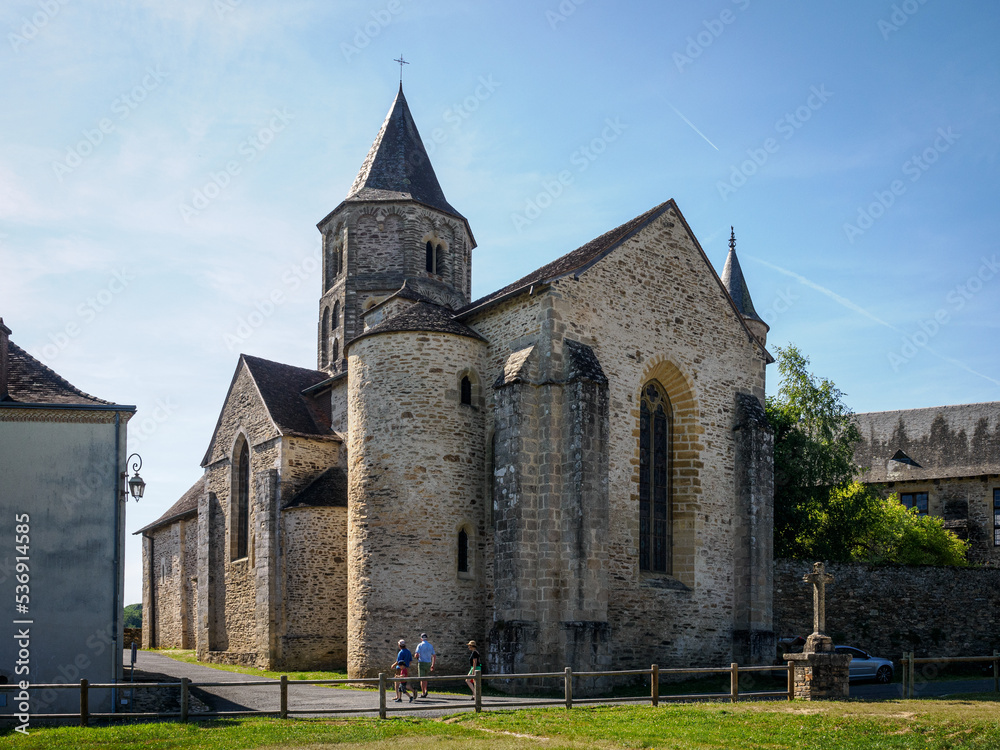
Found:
414,632 -> 437,697
391,639 -> 418,702
464,640 -> 481,694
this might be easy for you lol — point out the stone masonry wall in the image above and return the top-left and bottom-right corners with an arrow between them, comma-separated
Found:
280,506 -> 349,669
200,361 -> 282,664
347,330 -> 488,678
774,559 -> 1000,660
145,515 -> 197,648
467,205 -> 770,671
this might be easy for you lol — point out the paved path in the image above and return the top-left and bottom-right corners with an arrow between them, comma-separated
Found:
132,652 -> 999,720
133,651 -> 545,719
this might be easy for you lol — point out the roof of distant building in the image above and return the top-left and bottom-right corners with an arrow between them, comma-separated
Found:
135,475 -> 204,534
854,402 -> 1000,482
3,340 -> 113,406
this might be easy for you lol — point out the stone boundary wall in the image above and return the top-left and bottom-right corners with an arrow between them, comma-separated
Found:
774,559 -> 1000,661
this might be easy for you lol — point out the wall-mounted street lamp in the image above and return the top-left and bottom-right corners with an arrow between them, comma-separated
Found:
122,453 -> 145,501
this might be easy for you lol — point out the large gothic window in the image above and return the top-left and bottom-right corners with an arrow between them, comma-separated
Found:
234,440 -> 251,560
639,380 -> 671,573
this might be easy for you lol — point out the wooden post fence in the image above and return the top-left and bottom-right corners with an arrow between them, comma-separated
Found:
280,675 -> 288,720
79,679 -> 88,727
564,667 -> 573,710
729,663 -> 738,703
651,664 -> 659,707
180,677 -> 189,722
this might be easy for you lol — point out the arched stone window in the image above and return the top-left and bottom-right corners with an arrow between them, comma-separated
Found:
332,300 -> 340,328
331,337 -> 340,364
320,308 -> 330,367
457,527 -> 470,575
425,240 -> 445,275
460,376 -> 472,405
639,380 -> 672,573
233,438 -> 251,560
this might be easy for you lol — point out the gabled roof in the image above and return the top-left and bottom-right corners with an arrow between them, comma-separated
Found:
457,201 -> 673,317
454,201 -> 771,361
3,340 -> 112,406
283,466 -> 348,510
134,475 -> 204,535
721,228 -> 766,325
336,85 -> 464,221
201,355 -> 334,467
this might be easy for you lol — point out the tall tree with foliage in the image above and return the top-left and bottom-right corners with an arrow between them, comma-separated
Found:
767,345 -> 967,566
767,345 -> 863,559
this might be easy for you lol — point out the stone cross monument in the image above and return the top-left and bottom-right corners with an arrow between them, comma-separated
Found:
802,562 -> 835,653
783,562 -> 850,699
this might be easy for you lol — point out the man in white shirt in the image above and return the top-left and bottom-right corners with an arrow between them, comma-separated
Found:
414,632 -> 437,697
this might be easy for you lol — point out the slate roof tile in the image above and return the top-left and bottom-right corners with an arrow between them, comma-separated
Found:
3,340 -> 111,406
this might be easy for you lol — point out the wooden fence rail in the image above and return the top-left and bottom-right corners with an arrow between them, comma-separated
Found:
0,660 -> 793,725
900,651 -> 1000,699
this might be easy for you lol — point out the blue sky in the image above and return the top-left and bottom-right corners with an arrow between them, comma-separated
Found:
2,0 -> 998,603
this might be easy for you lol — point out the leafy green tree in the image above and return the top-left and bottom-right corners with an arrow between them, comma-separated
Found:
767,345 -> 862,559
767,345 -> 967,566
123,602 -> 142,629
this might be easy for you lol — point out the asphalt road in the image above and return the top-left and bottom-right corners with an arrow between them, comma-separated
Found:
132,651 -> 999,719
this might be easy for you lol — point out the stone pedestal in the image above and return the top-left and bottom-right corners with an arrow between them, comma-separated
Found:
785,650 -> 851,700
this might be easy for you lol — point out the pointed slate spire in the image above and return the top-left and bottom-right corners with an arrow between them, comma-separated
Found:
345,85 -> 464,220
721,227 -> 765,325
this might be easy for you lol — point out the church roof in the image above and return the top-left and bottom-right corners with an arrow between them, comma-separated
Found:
134,475 -> 204,534
240,355 -> 333,438
283,466 -> 348,509
351,300 -> 487,345
200,355 -> 334,467
458,201 -> 673,316
2,339 -> 112,406
721,228 -> 765,325
343,85 -> 464,221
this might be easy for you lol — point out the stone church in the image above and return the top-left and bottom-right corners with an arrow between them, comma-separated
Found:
139,85 -> 777,679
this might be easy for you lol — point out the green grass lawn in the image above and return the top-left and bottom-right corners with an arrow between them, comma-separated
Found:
3,696 -> 999,749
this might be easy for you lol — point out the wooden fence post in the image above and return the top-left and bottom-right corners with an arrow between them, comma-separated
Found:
378,673 -> 386,719
730,663 -> 738,703
907,652 -> 915,699
787,661 -> 794,701
651,664 -> 659,707
280,675 -> 288,720
475,668 -> 482,713
564,667 -> 573,710
80,679 -> 89,727
180,677 -> 189,722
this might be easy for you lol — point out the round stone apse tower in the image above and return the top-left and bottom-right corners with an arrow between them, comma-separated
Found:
346,320 -> 488,677
324,84 -> 488,677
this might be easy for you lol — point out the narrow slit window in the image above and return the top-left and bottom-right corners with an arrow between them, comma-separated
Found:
426,241 -> 435,273
236,441 -> 250,559
457,528 -> 469,573
461,376 -> 472,405
639,380 -> 671,573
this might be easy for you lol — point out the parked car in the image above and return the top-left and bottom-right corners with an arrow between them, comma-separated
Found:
835,645 -> 894,683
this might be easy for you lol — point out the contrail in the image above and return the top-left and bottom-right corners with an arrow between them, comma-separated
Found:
667,104 -> 719,151
749,256 -> 1000,387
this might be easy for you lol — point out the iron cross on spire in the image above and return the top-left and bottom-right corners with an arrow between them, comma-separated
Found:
729,226 -> 736,251
394,54 -> 409,83
803,562 -> 835,635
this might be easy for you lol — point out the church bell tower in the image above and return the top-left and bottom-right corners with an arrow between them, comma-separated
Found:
315,84 -> 476,374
